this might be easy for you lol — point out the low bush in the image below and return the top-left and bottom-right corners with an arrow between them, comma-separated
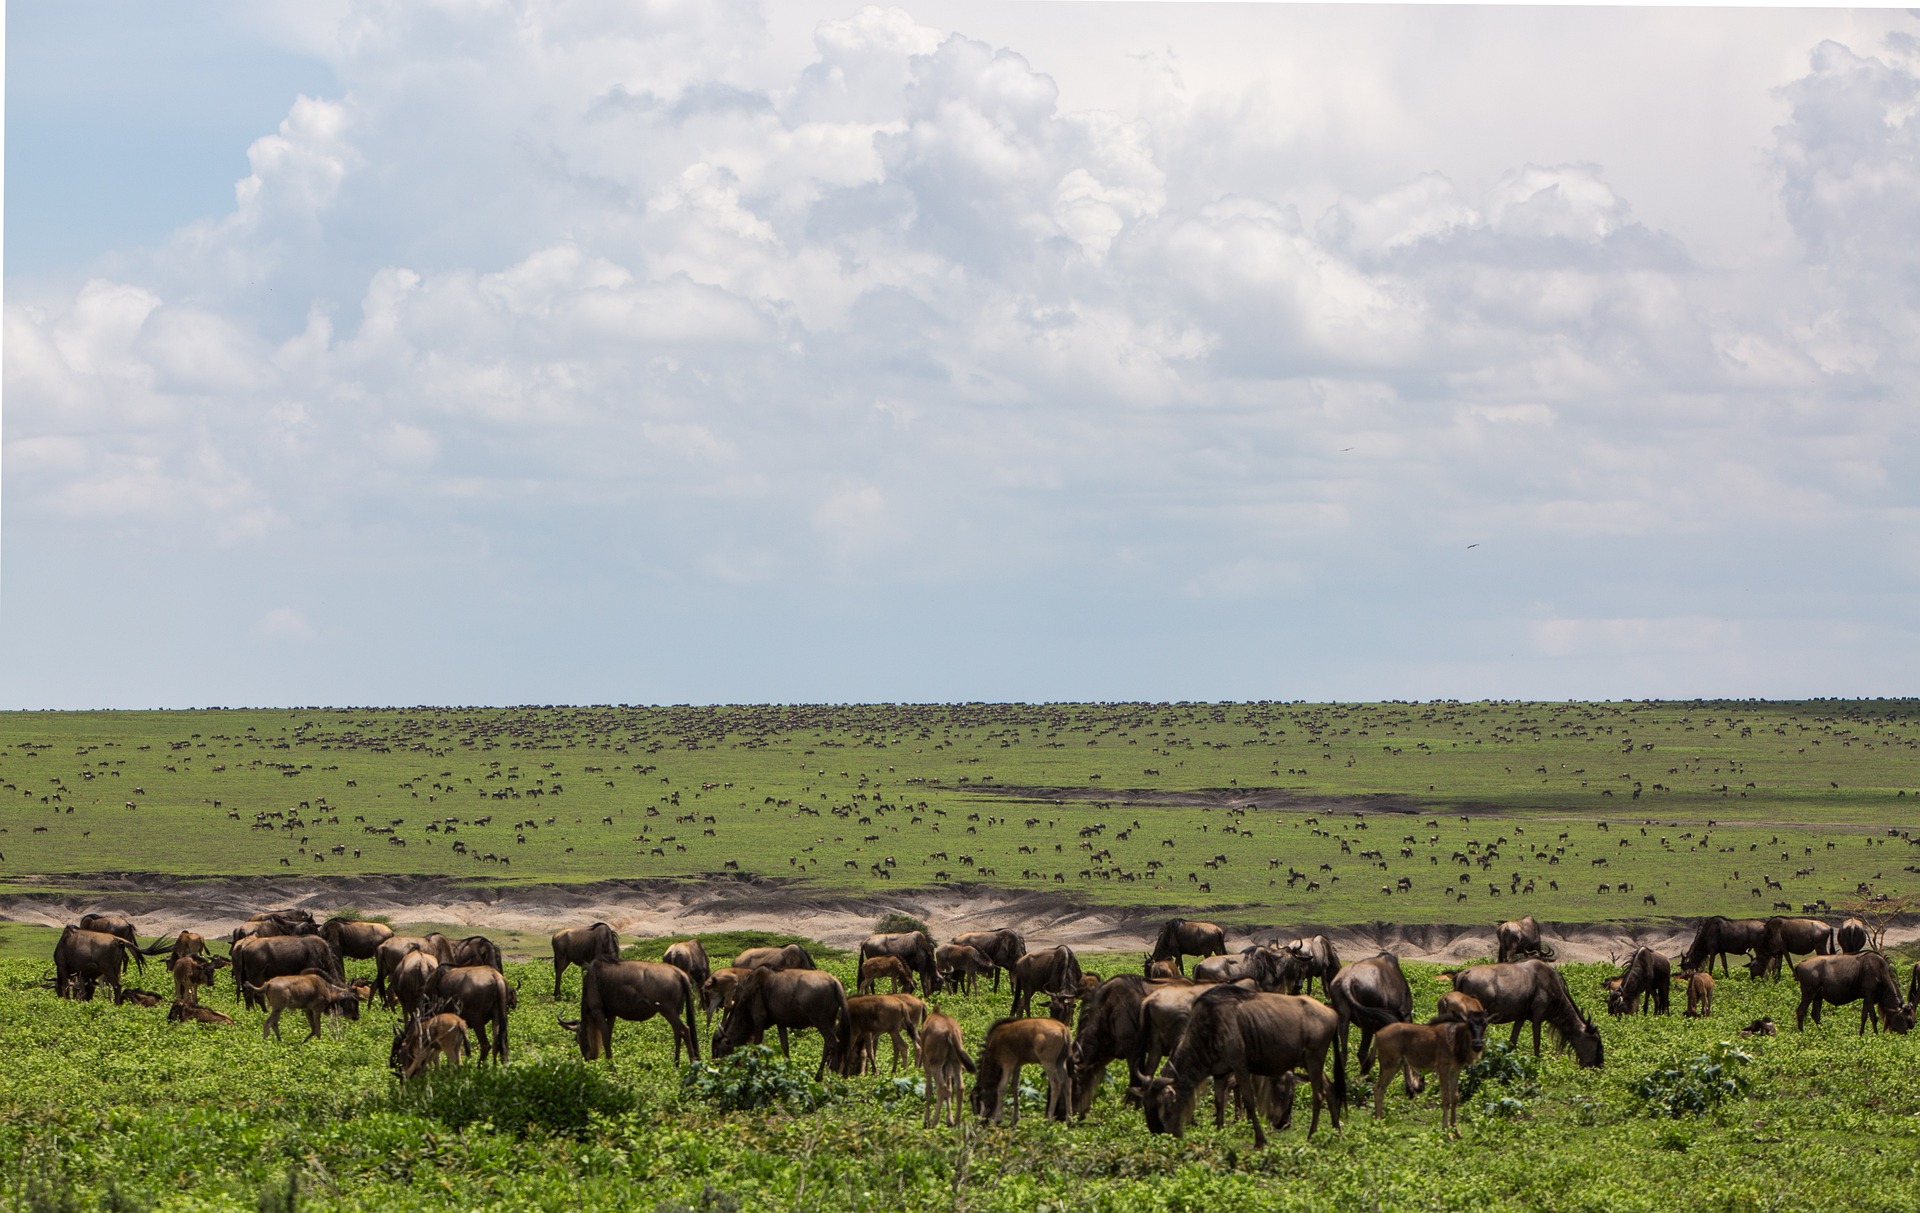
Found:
1630,1042 -> 1753,1118
873,912 -> 932,938
681,1045 -> 829,1113
389,1057 -> 639,1138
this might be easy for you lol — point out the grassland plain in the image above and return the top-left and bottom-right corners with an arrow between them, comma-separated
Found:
3,701 -> 1920,924
5,939 -> 1920,1213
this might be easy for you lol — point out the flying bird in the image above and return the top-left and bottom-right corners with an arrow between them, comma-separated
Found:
1466,543 -> 1480,549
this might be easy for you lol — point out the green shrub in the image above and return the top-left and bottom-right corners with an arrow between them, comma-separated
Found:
1630,1042 -> 1753,1119
873,912 -> 931,938
390,1057 -> 640,1138
681,1045 -> 829,1113
1457,1040 -> 1541,1103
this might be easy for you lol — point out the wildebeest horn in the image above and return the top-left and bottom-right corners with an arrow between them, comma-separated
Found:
558,1016 -> 581,1030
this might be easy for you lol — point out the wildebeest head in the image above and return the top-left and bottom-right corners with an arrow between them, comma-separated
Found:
1139,1071 -> 1193,1136
1565,1007 -> 1604,1066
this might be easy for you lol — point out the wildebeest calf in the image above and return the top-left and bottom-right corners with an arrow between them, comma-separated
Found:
1372,1018 -> 1486,1130
858,955 -> 915,996
247,973 -> 362,1042
920,1011 -> 974,1128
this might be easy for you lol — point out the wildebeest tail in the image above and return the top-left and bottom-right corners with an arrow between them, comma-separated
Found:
681,969 -> 700,1061
140,934 -> 178,956
1345,1003 -> 1406,1032
832,991 -> 854,1077
1536,942 -> 1557,960
1330,1036 -> 1348,1107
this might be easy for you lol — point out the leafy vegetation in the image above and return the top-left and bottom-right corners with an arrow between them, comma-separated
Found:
681,1046 -> 831,1113
1630,1041 -> 1755,1119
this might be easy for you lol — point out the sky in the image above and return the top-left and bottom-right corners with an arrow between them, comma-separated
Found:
5,1 -> 1920,709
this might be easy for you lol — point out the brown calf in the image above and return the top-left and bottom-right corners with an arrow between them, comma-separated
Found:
858,955 -> 916,996
972,1016 -> 1074,1124
1679,970 -> 1715,1018
1372,1020 -> 1485,1130
919,1012 -> 975,1127
846,994 -> 921,1074
393,1012 -> 470,1078
168,1002 -> 234,1026
247,973 -> 363,1042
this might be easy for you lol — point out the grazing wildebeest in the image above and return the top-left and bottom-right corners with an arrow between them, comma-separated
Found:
1371,1017 -> 1486,1130
950,929 -> 1026,992
1327,952 -> 1413,1077
1281,934 -> 1342,995
1793,953 -> 1914,1034
1604,947 -> 1671,1016
448,935 -> 503,970
1679,969 -> 1715,1017
1009,945 -> 1082,1017
971,1016 -> 1074,1124
551,923 -> 621,998
232,935 -> 343,1009
845,994 -> 922,1074
733,943 -> 816,972
859,931 -> 939,994
248,973 -> 362,1041
1147,919 -> 1228,976
392,950 -> 442,1020
1141,986 -> 1345,1146
663,939 -> 711,992
561,959 -> 699,1063
700,966 -> 753,1024
1134,981 -> 1222,1083
1836,918 -> 1869,955
374,934 -> 453,1005
320,917 -> 395,962
391,1011 -> 469,1078
713,966 -> 850,1080
1194,946 -> 1301,993
53,927 -> 145,1002
935,943 -> 994,994
1749,917 -> 1836,980
858,955 -> 916,996
1068,974 -> 1154,1117
1443,960 -> 1603,1066
1681,917 -> 1767,978
1495,915 -> 1556,964
423,965 -> 518,1062
920,1012 -> 974,1128
78,913 -> 138,946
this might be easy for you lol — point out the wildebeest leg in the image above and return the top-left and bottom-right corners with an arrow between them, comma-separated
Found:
1357,1026 -> 1376,1075
1371,1063 -> 1391,1119
263,1007 -> 281,1042
495,1011 -> 509,1063
474,1022 -> 491,1062
777,1025 -> 791,1058
305,1007 -> 322,1042
1795,992 -> 1813,1031
553,956 -> 566,1000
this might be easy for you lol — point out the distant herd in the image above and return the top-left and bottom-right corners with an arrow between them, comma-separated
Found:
35,906 -> 1919,1139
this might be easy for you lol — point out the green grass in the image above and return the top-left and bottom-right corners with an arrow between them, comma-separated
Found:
2,700 -> 1918,923
4,944 -> 1920,1211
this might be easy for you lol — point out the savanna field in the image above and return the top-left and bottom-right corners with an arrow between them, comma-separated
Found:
4,701 -> 1920,1211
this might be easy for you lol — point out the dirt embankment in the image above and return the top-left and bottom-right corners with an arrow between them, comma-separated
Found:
9,872 -> 1916,962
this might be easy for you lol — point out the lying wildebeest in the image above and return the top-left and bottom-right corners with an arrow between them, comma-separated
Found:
858,955 -> 916,996
1681,916 -> 1767,978
713,966 -> 850,1080
392,950 -> 442,1020
1740,1016 -> 1777,1037
320,916 -> 395,962
1749,916 -> 1836,980
1282,934 -> 1342,995
1009,945 -> 1082,1017
232,909 -> 318,943
168,1002 -> 234,1026
859,931 -> 939,994
1679,969 -> 1715,1017
166,952 -> 227,1008
115,988 -> 164,1007
920,1011 -> 974,1128
391,1011 -> 469,1078
733,943 -> 816,972
448,935 -> 502,970
949,929 -> 1026,992
972,1016 -> 1074,1124
231,935 -> 343,1009
1194,946 -> 1300,993
375,934 -> 453,1006
1604,947 -> 1671,1016
1148,919 -> 1227,976
663,939 -> 711,992
551,922 -> 621,998
1371,1016 -> 1487,1131
700,966 -> 754,1024
1496,915 -> 1556,964
845,993 -> 921,1075
1793,952 -> 1914,1035
1836,917 -> 1869,955
1141,985 -> 1345,1146
935,943 -> 993,994
53,926 -> 145,1002
247,973 -> 363,1042
1068,974 -> 1153,1117
423,964 -> 518,1062
1327,952 -> 1413,1077
1443,960 -> 1603,1066
561,958 -> 699,1063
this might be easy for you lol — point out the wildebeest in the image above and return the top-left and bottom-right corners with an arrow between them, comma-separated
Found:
920,1011 -> 974,1127
448,935 -> 503,970
166,952 -> 226,1009
115,988 -> 164,1007
663,939 -> 711,992
1681,917 -> 1767,978
232,909 -> 318,943
78,912 -> 139,945
561,959 -> 699,1063
391,1011 -> 469,1078
1679,969 -> 1715,1017
247,973 -> 362,1042
1067,974 -> 1153,1117
1495,915 -> 1556,964
733,943 -> 816,972
52,927 -> 145,1002
551,922 -> 621,997
845,994 -> 922,1074
166,931 -> 212,962
374,934 -> 453,1005
168,1002 -> 234,1026
935,943 -> 993,994
392,950 -> 442,1020
858,955 -> 916,996
1836,918 -> 1869,955
859,931 -> 939,994
232,935 -> 343,1009
1134,980 -> 1221,1083
1009,945 -> 1082,1017
320,916 -> 395,961
1141,985 -> 1345,1146
1147,919 -> 1227,976
1443,960 -> 1603,1066
1792,953 -> 1914,1034
1604,948 -> 1671,1016
1281,935 -> 1342,995
422,964 -> 518,1062
1371,1017 -> 1486,1130
1194,946 -> 1300,993
700,966 -> 753,1024
971,1016 -> 1073,1124
1327,952 -> 1413,1077
1749,917 -> 1837,980
713,966 -> 850,1080
949,929 -> 1026,992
